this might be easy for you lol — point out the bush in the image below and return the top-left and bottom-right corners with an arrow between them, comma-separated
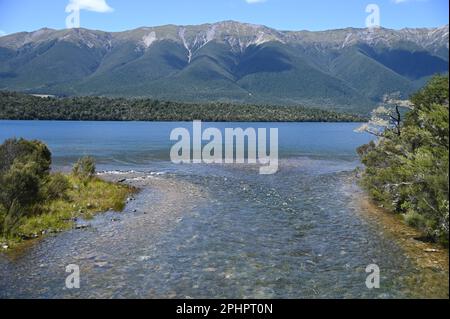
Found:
0,200 -> 25,238
404,210 -> 427,229
0,138 -> 52,238
0,161 -> 42,212
72,156 -> 96,180
43,173 -> 71,201
358,75 -> 449,246
0,138 -> 51,177
0,140 -> 132,243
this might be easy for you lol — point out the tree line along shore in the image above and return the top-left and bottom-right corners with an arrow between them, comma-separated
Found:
0,91 -> 366,122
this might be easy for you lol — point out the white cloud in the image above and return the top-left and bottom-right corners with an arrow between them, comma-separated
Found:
245,0 -> 267,4
0,30 -> 6,37
66,0 -> 114,13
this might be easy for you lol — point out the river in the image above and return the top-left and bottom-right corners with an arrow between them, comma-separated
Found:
0,121 -> 448,298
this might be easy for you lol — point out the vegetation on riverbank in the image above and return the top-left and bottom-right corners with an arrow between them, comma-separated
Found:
357,75 -> 449,246
0,91 -> 366,122
0,139 -> 134,249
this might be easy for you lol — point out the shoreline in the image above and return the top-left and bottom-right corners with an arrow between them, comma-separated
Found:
348,179 -> 449,298
358,196 -> 449,270
0,173 -> 136,253
1,171 -> 206,266
0,119 -> 365,123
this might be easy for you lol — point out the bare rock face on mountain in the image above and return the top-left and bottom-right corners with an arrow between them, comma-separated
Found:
0,21 -> 448,114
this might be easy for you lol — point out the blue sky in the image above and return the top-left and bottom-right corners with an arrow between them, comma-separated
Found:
0,0 -> 448,35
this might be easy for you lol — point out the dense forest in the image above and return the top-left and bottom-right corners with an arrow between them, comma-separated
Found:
0,91 -> 365,122
358,75 -> 449,246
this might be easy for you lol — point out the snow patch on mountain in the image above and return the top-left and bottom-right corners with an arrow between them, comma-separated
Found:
206,25 -> 217,42
178,27 -> 192,63
141,32 -> 157,48
342,33 -> 353,49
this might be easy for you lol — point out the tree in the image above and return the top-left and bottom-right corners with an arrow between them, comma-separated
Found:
357,75 -> 449,246
355,93 -> 412,137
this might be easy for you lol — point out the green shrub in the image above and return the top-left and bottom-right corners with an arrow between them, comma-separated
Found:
0,161 -> 42,212
72,156 -> 96,180
43,173 -> 71,201
0,138 -> 52,238
0,138 -> 51,177
0,140 -> 132,243
0,199 -> 25,238
358,75 -> 449,246
404,210 -> 427,229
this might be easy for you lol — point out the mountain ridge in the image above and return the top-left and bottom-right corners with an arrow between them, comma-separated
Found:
0,21 -> 448,114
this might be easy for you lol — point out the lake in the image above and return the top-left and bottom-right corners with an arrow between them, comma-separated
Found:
0,121 -> 447,298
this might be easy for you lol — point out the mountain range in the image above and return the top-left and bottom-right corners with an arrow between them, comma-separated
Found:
0,21 -> 448,114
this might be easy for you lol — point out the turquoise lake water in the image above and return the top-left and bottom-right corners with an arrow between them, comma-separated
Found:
0,121 -> 445,298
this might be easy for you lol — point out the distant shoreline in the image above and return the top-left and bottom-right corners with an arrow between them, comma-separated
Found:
0,119 -> 365,123
0,91 -> 368,123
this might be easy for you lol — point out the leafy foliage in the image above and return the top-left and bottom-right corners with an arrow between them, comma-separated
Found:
72,156 -> 96,180
0,91 -> 365,122
0,139 -> 51,211
0,138 -> 132,244
358,75 -> 449,245
0,138 -> 51,177
0,139 -> 52,237
43,173 -> 71,201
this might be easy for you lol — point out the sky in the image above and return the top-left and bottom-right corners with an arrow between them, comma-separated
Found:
0,0 -> 448,36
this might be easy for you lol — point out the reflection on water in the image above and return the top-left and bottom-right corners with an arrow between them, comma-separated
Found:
0,121 -> 447,298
